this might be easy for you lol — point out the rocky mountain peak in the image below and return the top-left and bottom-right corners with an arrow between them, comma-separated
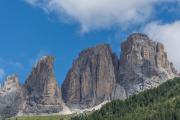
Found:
127,33 -> 150,42
79,44 -> 111,56
25,56 -> 59,98
119,33 -> 178,96
62,44 -> 126,109
0,74 -> 23,118
0,74 -> 20,95
0,33 -> 179,118
24,55 -> 62,114
33,56 -> 54,71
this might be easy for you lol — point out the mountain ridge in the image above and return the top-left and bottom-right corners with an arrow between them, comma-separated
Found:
0,33 -> 179,119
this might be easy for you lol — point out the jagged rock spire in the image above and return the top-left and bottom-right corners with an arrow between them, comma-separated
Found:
24,56 -> 62,114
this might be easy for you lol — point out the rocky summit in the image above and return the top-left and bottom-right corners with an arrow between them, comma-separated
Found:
23,56 -> 63,114
118,33 -> 178,96
61,33 -> 178,109
0,75 -> 23,119
0,74 -> 20,94
62,44 -> 126,109
0,33 -> 178,119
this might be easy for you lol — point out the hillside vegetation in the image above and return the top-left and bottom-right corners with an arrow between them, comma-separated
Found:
72,77 -> 180,120
8,77 -> 180,120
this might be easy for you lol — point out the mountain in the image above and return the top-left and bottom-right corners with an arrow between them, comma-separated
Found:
0,33 -> 179,119
62,33 -> 178,109
62,44 -> 126,109
0,75 -> 23,119
23,56 -> 63,114
118,33 -> 177,96
0,74 -> 20,94
72,77 -> 180,120
0,57 -> 64,119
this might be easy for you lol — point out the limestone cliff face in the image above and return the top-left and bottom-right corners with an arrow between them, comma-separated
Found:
0,75 -> 23,118
118,33 -> 177,96
62,44 -> 126,109
0,33 -> 178,118
0,74 -> 20,94
23,56 -> 62,114
61,34 -> 178,109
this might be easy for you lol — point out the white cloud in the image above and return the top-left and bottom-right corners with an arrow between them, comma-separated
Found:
24,0 -> 173,32
144,21 -> 180,71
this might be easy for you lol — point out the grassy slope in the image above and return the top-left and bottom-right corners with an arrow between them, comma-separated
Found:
7,77 -> 180,120
7,115 -> 72,120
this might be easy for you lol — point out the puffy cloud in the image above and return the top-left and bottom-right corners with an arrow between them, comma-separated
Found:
144,21 -> 180,71
24,0 -> 173,32
24,0 -> 179,71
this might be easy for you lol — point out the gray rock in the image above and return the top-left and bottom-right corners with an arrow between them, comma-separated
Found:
0,33 -> 178,118
0,74 -> 20,94
62,44 -> 126,109
23,56 -> 63,114
118,33 -> 177,96
0,75 -> 23,119
112,84 -> 126,100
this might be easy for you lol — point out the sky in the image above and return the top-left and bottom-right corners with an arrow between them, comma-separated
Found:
0,0 -> 180,86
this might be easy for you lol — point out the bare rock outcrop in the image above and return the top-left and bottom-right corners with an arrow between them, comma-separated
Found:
0,33 -> 178,118
0,75 -> 23,119
0,74 -> 20,95
23,56 -> 63,114
62,44 -> 126,109
61,33 -> 178,109
118,33 -> 178,96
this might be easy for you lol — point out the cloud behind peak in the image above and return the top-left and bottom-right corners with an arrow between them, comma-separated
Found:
144,21 -> 180,71
25,0 -> 173,32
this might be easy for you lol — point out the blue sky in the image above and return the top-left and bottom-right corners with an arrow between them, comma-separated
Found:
0,0 -> 179,86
